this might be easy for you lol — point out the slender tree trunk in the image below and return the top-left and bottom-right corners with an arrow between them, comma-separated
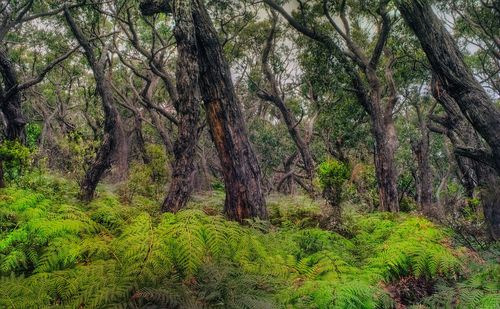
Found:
191,0 -> 267,221
398,0 -> 500,175
260,14 -> 315,179
64,9 -> 127,202
372,112 -> 399,212
161,0 -> 202,213
412,106 -> 434,216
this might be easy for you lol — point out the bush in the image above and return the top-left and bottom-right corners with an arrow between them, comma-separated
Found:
317,159 -> 350,190
0,141 -> 31,183
0,179 -> 496,308
118,144 -> 169,203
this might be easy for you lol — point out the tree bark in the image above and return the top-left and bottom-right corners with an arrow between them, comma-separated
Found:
0,48 -> 27,143
412,105 -> 434,216
64,8 -> 127,202
372,109 -> 400,212
140,0 -> 267,221
431,78 -> 499,239
161,0 -> 202,213
191,0 -> 267,221
397,0 -> 500,176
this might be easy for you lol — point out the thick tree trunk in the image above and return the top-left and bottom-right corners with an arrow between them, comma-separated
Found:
372,113 -> 399,212
64,9 -> 127,202
161,1 -> 202,213
192,0 -> 266,221
398,0 -> 500,175
431,79 -> 499,239
0,49 -> 27,143
140,0 -> 266,220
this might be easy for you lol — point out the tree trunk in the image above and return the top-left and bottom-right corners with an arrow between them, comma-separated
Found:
412,106 -> 434,216
260,14 -> 315,179
0,48 -> 27,143
398,0 -> 500,175
64,9 -> 127,202
431,78 -> 499,239
161,0 -> 202,213
372,113 -> 400,212
191,0 -> 266,221
140,0 -> 267,221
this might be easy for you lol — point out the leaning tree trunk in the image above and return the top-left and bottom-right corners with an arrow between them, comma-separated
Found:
192,0 -> 266,221
64,9 -> 127,202
397,0 -> 500,176
161,1 -> 202,213
431,78 -> 499,239
139,0 -> 266,220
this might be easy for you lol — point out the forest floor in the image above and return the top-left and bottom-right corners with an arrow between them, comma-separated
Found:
0,172 -> 498,308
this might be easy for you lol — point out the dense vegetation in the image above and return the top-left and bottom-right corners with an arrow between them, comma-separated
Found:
0,0 -> 499,307
0,172 -> 498,308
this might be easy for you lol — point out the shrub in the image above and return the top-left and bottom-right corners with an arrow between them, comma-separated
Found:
0,141 -> 31,183
0,181 -> 496,309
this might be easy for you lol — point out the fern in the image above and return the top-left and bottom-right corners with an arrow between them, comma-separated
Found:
1,181 -> 497,309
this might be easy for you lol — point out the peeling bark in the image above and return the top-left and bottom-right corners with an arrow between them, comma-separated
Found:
192,0 -> 266,221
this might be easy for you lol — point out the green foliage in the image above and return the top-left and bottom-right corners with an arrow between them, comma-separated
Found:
317,159 -> 350,190
53,131 -> 100,179
118,144 -> 170,203
416,263 -> 500,309
0,178 -> 497,308
26,123 -> 42,149
267,194 -> 322,228
0,141 -> 31,183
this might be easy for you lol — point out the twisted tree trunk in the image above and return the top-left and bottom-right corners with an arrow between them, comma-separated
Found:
0,48 -> 27,143
139,0 -> 267,220
64,8 -> 127,202
161,0 -> 202,213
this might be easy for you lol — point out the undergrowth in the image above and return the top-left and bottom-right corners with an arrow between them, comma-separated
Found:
0,173 -> 498,308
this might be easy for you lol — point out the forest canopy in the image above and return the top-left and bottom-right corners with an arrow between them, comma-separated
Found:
0,0 -> 499,308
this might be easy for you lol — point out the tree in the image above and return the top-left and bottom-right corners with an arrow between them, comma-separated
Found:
161,1 -> 202,212
397,0 -> 500,176
264,0 -> 400,212
64,6 -> 128,202
257,12 -> 315,181
140,0 -> 267,221
430,77 -> 499,239
0,1 -> 79,186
